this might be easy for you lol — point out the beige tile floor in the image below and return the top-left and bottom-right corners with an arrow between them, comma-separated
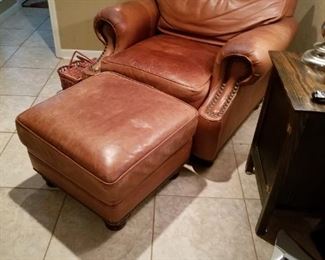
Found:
0,7 -> 274,260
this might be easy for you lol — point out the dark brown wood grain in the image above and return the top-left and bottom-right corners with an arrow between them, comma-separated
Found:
269,51 -> 325,113
247,52 -> 325,259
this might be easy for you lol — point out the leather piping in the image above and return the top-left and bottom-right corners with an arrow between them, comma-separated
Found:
29,141 -> 190,207
16,114 -> 196,185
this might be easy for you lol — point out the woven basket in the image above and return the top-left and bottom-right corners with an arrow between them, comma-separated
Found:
57,51 -> 97,90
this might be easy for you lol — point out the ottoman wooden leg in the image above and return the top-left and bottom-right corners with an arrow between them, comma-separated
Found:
169,166 -> 184,181
42,176 -> 56,188
34,168 -> 57,188
170,172 -> 180,180
104,218 -> 128,231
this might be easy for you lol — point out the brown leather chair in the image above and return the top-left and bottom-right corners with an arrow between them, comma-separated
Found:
93,0 -> 298,162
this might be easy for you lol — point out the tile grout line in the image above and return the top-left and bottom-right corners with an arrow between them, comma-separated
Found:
0,59 -> 60,103
1,13 -> 50,69
231,140 -> 246,199
156,194 -> 244,200
0,9 -> 64,259
0,186 -> 247,199
1,33 -> 33,69
150,196 -> 156,260
0,67 -> 56,71
31,58 -> 61,106
242,198 -> 259,260
0,13 -> 57,144
232,141 -> 259,260
0,132 -> 14,155
42,194 -> 67,260
0,186 -> 59,191
1,64 -> 58,69
0,94 -> 41,97
0,59 -> 60,143
28,14 -> 62,104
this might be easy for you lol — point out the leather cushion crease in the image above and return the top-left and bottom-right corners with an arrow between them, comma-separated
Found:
16,72 -> 198,206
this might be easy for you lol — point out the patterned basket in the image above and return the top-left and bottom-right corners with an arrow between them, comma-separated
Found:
57,51 -> 97,90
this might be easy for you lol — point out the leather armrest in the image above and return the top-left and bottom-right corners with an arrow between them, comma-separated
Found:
216,17 -> 298,85
94,0 -> 159,55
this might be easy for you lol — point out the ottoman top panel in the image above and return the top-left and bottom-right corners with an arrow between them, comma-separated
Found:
16,72 -> 197,183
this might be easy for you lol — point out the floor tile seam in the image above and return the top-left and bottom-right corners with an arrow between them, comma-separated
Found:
42,194 -> 67,260
243,198 -> 259,260
0,186 -> 59,192
232,141 -> 259,259
231,140 -> 249,198
150,196 -> 156,260
0,44 -> 21,46
2,65 -> 58,69
0,67 -> 55,71
1,31 -> 37,68
31,60 -> 61,106
37,14 -> 51,29
0,12 -> 49,30
18,14 -> 51,42
6,13 -> 61,105
1,12 -> 51,68
31,28 -> 52,33
0,9 -> 18,27
156,194 -> 244,200
0,132 -> 14,155
0,94 -> 38,97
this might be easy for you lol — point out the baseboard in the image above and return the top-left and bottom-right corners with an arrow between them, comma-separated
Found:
0,0 -> 24,24
56,49 -> 102,59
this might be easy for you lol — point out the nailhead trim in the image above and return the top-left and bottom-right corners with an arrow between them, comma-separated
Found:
206,82 -> 239,118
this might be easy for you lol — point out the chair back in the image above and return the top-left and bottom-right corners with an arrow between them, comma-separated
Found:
156,0 -> 297,45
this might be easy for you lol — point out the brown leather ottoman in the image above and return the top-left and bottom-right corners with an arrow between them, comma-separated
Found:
16,72 -> 197,230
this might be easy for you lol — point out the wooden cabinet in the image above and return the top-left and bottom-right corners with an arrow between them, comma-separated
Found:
246,52 -> 325,236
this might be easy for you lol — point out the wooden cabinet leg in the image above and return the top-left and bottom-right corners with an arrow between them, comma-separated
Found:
255,199 -> 273,236
256,213 -> 269,236
245,153 -> 255,175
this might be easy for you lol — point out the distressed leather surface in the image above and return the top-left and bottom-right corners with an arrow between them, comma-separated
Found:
16,72 -> 197,205
94,0 -> 159,54
102,34 -> 220,108
157,0 -> 297,45
215,17 -> 298,85
95,0 -> 297,160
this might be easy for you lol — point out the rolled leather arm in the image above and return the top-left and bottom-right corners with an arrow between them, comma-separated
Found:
94,0 -> 159,55
216,17 -> 298,85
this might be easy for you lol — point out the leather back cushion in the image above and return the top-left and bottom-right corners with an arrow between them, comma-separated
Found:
157,0 -> 297,45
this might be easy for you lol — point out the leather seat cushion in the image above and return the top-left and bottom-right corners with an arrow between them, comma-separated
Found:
101,34 -> 220,108
16,72 -> 198,206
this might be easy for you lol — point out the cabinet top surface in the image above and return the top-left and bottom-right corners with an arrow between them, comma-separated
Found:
270,51 -> 325,113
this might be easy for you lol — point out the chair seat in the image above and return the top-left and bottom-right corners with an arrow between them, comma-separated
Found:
101,35 -> 220,108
